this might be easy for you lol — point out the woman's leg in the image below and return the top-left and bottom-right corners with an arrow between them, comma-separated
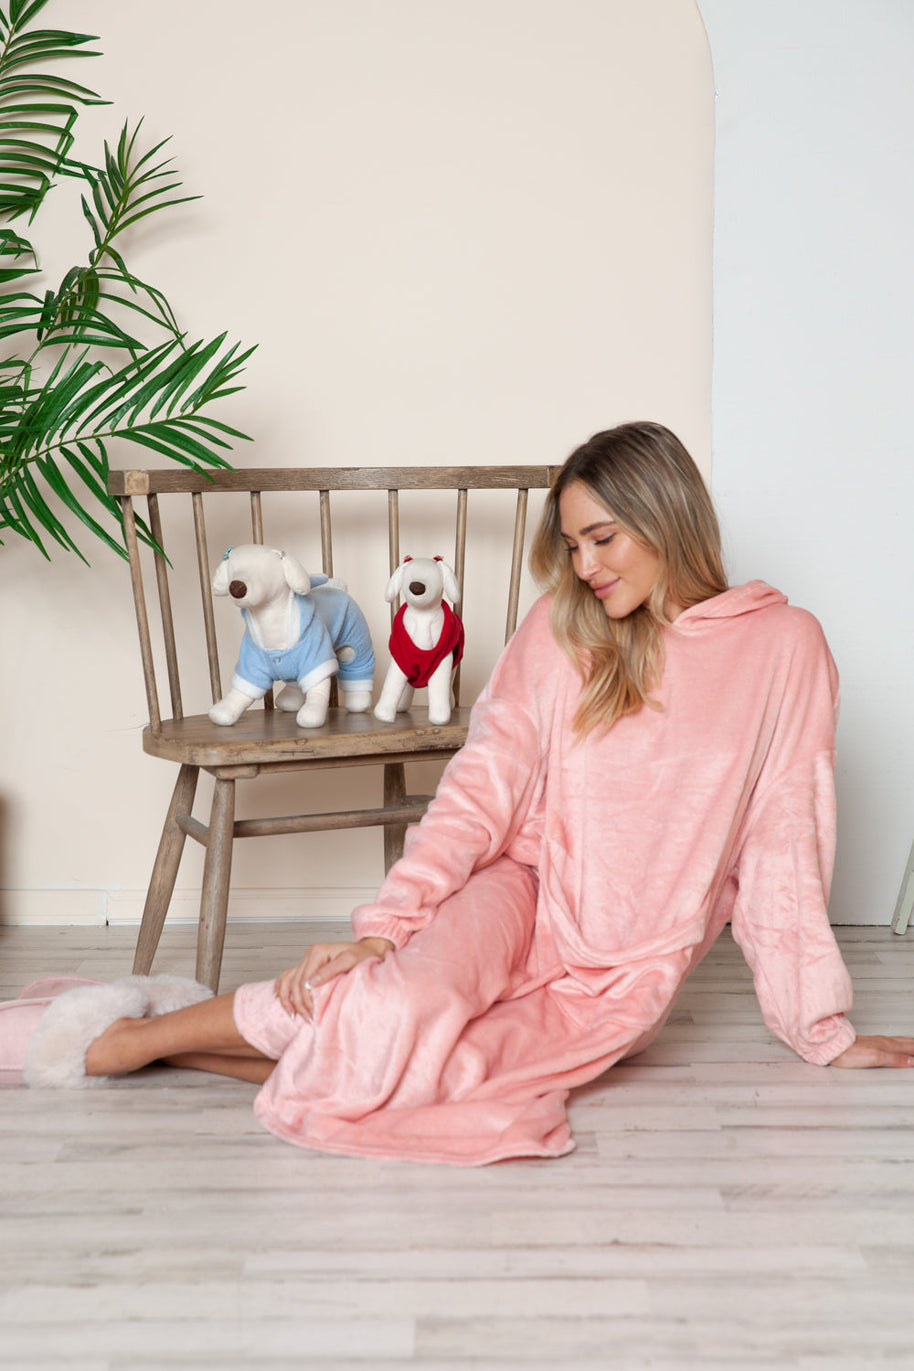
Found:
249,857 -> 542,1119
85,992 -> 276,1083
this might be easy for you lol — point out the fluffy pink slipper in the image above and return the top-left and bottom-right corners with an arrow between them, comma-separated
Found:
0,979 -> 102,1083
20,976 -> 104,1000
0,974 -> 213,1089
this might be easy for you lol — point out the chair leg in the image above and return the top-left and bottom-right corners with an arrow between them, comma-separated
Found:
196,776 -> 236,991
383,761 -> 408,872
891,837 -> 914,936
133,764 -> 200,975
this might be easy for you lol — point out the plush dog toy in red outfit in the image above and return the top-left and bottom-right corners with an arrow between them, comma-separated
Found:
373,556 -> 464,726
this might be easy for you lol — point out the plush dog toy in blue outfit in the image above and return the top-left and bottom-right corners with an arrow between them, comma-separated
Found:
209,544 -> 374,729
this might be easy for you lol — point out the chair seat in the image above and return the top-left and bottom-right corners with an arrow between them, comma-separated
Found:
142,706 -> 473,769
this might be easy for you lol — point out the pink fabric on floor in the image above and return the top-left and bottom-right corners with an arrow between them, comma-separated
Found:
233,583 -> 857,1166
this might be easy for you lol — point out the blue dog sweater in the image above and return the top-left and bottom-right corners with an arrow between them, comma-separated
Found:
231,579 -> 374,699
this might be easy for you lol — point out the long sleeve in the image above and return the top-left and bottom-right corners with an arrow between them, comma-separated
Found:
351,608 -> 552,948
728,747 -> 856,1066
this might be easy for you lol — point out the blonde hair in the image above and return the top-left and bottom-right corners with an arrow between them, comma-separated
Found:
530,421 -> 727,736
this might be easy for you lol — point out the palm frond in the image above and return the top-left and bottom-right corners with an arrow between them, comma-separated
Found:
81,120 -> 200,260
0,2 -> 104,220
0,11 -> 101,73
0,223 -> 34,286
0,337 -> 254,559
90,268 -> 182,334
3,1 -> 49,32
30,264 -> 149,351
0,4 -> 255,561
0,72 -> 103,104
36,445 -> 125,554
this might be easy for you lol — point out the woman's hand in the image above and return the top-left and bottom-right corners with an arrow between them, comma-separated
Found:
830,1035 -> 914,1069
274,937 -> 394,1019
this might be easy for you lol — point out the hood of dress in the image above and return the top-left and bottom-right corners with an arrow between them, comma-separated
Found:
673,580 -> 787,630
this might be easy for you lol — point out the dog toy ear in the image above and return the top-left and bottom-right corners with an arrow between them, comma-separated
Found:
439,559 -> 460,605
384,562 -> 408,603
212,555 -> 231,595
279,551 -> 311,595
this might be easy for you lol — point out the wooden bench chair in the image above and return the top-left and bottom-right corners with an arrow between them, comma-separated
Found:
108,465 -> 556,990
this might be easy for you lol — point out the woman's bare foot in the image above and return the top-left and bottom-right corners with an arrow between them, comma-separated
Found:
85,1016 -> 150,1076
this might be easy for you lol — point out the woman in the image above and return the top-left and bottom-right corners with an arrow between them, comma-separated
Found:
17,422 -> 914,1164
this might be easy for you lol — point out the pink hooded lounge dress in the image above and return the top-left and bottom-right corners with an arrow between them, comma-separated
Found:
233,582 -> 856,1165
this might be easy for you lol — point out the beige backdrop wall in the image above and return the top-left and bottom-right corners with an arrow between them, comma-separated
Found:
0,0 -> 713,925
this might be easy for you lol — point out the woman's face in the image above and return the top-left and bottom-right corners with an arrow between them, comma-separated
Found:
558,481 -> 681,620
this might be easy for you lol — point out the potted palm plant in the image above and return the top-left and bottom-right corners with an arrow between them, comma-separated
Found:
0,0 -> 253,562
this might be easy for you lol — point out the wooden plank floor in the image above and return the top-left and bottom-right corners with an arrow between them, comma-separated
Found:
1,922 -> 912,1370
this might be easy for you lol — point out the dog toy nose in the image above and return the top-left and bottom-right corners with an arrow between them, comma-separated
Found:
229,580 -> 247,599
409,581 -> 426,596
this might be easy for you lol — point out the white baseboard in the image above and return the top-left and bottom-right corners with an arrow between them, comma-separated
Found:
1,887 -> 378,926
2,889 -> 109,925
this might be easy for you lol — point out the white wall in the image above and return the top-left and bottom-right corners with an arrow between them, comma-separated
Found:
697,0 -> 914,922
0,1 -> 714,924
